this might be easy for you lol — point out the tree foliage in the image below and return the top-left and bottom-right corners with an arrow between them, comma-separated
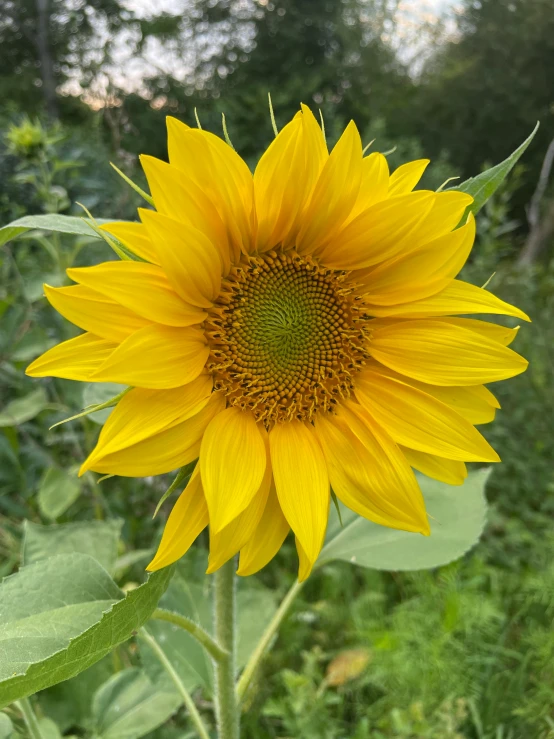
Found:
409,0 -> 554,196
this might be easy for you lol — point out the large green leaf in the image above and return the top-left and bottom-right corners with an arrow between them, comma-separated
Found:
22,519 -> 123,574
37,467 -> 82,521
454,124 -> 539,216
319,468 -> 490,571
0,215 -> 111,248
142,569 -> 277,695
0,554 -> 173,708
0,388 -> 49,427
91,668 -> 181,739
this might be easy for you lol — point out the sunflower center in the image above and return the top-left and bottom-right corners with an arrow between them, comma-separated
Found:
206,251 -> 371,424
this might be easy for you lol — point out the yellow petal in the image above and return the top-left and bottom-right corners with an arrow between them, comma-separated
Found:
147,469 -> 209,571
297,120 -> 363,255
348,152 -> 389,220
388,159 -> 430,196
44,284 -> 150,342
140,155 -> 230,269
167,118 -> 255,259
355,369 -> 499,461
269,420 -> 329,564
283,104 -> 329,248
427,317 -> 520,347
370,318 -> 528,386
362,362 -> 498,424
83,375 -> 213,465
358,214 -> 475,305
341,402 -> 430,535
254,107 -> 327,252
422,384 -> 498,423
100,221 -> 160,265
26,332 -> 118,381
200,408 -> 267,533
67,262 -> 206,327
206,429 -> 272,573
295,538 -> 314,582
237,484 -> 289,577
91,325 -> 209,389
207,475 -> 271,574
364,279 -> 531,321
400,446 -> 467,486
254,117 -> 302,251
139,209 -> 222,308
314,409 -> 428,532
320,191 -> 436,270
82,391 -> 225,477
407,191 -> 474,249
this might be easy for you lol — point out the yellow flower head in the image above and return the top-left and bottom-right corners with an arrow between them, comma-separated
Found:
27,105 -> 529,581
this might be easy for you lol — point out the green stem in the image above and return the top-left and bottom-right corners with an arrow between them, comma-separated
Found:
16,697 -> 45,739
236,579 -> 305,701
139,628 -> 210,739
213,560 -> 239,739
152,608 -> 228,663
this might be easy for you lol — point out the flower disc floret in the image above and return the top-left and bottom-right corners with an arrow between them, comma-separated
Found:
206,251 -> 371,425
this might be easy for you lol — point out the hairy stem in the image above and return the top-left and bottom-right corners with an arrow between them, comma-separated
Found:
16,697 -> 45,739
139,628 -> 210,739
152,607 -> 228,663
213,559 -> 239,738
236,579 -> 305,701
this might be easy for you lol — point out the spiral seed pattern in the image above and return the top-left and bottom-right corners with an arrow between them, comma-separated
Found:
206,251 -> 371,424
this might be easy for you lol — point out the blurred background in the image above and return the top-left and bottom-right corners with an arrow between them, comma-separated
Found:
1,1 -> 554,737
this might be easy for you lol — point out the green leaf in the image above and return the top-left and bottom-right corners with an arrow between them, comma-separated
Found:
454,123 -> 539,216
0,713 -> 13,739
0,215 -> 118,248
91,668 -> 180,739
142,569 -> 277,695
82,383 -> 126,425
37,468 -> 81,520
0,553 -> 173,709
22,519 -> 123,573
0,388 -> 49,427
319,468 -> 490,571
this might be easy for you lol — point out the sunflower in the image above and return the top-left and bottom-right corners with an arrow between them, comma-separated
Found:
27,105 -> 529,581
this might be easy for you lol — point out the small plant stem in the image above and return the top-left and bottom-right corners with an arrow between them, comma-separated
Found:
152,607 -> 229,663
139,628 -> 210,739
213,559 -> 239,739
16,697 -> 45,739
236,578 -> 305,701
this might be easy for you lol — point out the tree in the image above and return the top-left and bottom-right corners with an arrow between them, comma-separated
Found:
408,0 -> 554,202
187,0 -> 412,156
0,0 -> 137,119
113,0 -> 413,161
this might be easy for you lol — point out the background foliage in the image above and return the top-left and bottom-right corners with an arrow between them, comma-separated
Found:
1,0 -> 554,736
